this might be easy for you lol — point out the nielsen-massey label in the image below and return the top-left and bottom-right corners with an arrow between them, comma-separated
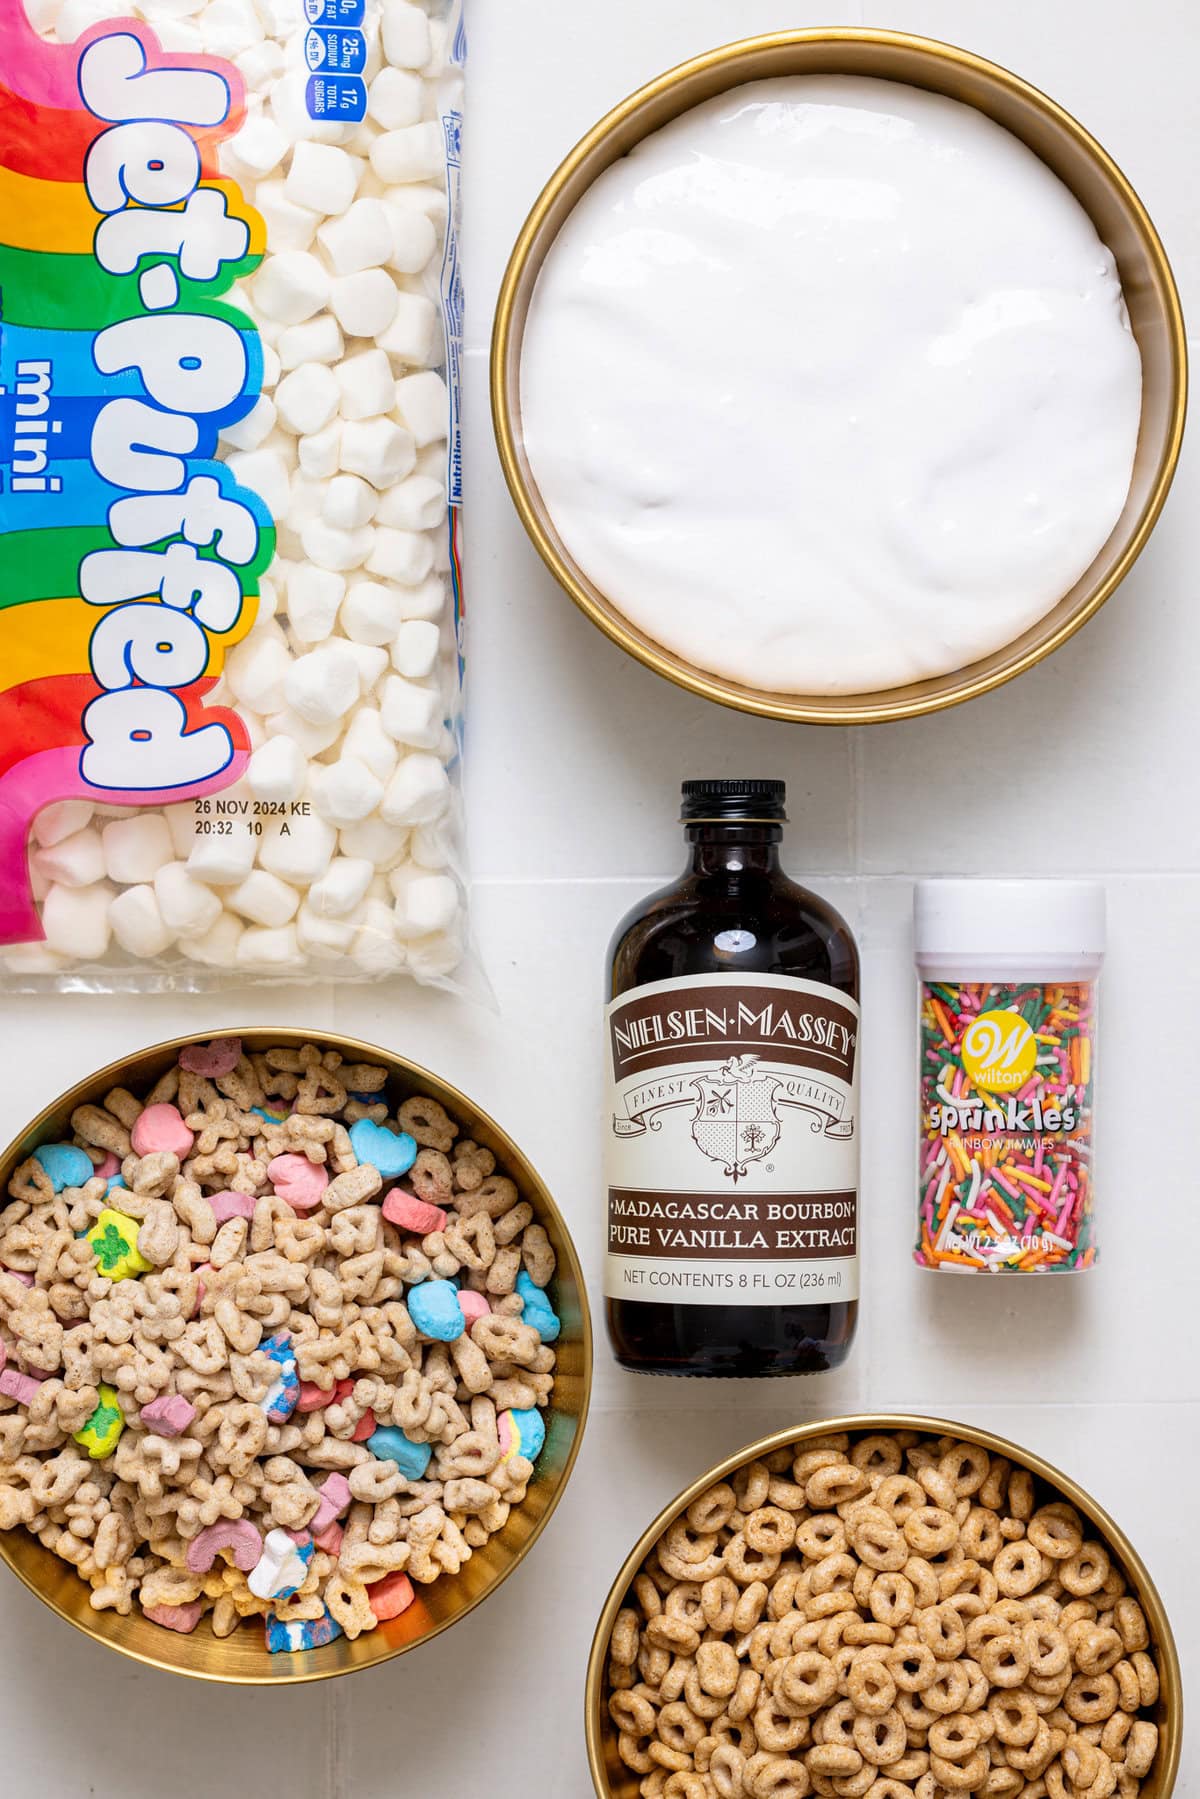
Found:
604,973 -> 860,1307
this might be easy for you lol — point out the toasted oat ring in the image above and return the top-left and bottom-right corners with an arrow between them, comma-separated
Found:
851,1435 -> 903,1478
928,1711 -> 984,1763
724,1533 -> 781,1587
646,1614 -> 701,1657
887,1640 -> 939,1693
988,1688 -> 1039,1747
1125,1719 -> 1159,1780
977,1631 -> 1030,1688
1023,1620 -> 1070,1678
1026,1502 -> 1084,1560
1071,1624 -> 1124,1676
806,1743 -> 863,1777
1064,1672 -> 1119,1723
707,1744 -> 745,1799
795,1514 -> 847,1560
938,1443 -> 990,1498
958,1506 -> 1003,1563
753,1698 -> 809,1754
745,1504 -> 798,1555
779,1649 -> 838,1715
807,1463 -> 870,1509
918,1604 -> 967,1662
1060,1541 -> 1111,1598
687,1482 -> 738,1535
609,1689 -> 658,1735
904,1507 -> 959,1557
922,1660 -> 970,1715
744,1752 -> 810,1799
853,1708 -> 907,1769
993,1540 -> 1044,1598
853,1515 -> 909,1572
657,1700 -> 705,1753
846,1655 -> 897,1717
929,1749 -> 990,1791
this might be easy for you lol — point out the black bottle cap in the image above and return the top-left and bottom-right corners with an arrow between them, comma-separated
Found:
680,779 -> 787,823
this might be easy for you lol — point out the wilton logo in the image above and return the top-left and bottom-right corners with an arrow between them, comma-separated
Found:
960,1009 -> 1036,1094
0,5 -> 273,946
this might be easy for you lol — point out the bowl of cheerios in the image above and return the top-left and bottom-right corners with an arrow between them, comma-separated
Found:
0,1029 -> 591,1683
585,1416 -> 1181,1799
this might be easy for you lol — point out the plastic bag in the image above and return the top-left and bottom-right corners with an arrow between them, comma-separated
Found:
0,0 -> 470,989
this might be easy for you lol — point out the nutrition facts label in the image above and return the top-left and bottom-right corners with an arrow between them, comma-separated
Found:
304,0 -> 367,119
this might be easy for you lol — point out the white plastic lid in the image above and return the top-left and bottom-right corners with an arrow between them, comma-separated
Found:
914,880 -> 1106,975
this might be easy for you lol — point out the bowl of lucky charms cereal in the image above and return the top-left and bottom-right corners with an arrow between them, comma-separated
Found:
586,1415 -> 1181,1798
0,1030 -> 590,1682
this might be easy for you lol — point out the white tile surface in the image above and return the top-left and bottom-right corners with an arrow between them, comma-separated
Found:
2,0 -> 1197,1793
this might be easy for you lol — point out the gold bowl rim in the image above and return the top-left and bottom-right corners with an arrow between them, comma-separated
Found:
0,1027 -> 593,1685
583,1412 -> 1183,1796
491,27 -> 1188,726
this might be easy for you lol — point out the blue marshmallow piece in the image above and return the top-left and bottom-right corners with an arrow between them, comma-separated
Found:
516,1270 -> 560,1343
260,1332 -> 300,1424
33,1142 -> 95,1193
510,1406 -> 546,1462
408,1278 -> 465,1342
367,1425 -> 433,1481
349,1118 -> 417,1180
265,1606 -> 343,1653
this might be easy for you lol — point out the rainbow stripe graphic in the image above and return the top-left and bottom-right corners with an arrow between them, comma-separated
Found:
0,3 -> 272,943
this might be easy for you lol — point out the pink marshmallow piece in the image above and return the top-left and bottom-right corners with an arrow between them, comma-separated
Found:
351,1408 -> 376,1443
94,1152 -> 120,1181
267,1153 -> 330,1213
458,1290 -> 491,1325
309,1471 -> 352,1536
186,1518 -> 263,1574
208,1190 -> 257,1224
381,1190 -> 447,1236
286,1528 -> 312,1547
367,1571 -> 415,1622
1,1266 -> 34,1288
0,1368 -> 44,1405
131,1102 -> 195,1160
179,1037 -> 242,1077
296,1381 -> 336,1413
140,1394 -> 197,1438
312,1521 -> 343,1556
144,1600 -> 205,1634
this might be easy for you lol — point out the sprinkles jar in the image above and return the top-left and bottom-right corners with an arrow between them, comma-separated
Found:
914,880 -> 1105,1275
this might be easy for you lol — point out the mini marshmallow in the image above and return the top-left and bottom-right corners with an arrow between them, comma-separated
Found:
370,123 -> 443,186
375,475 -> 445,532
33,827 -> 105,890
197,0 -> 261,57
236,924 -> 302,969
309,757 -> 385,825
251,250 -> 330,325
247,734 -> 308,803
259,814 -> 337,885
164,804 -> 198,860
322,475 -> 378,531
275,362 -> 340,437
330,268 -> 398,338
41,881 -> 115,960
380,675 -> 441,748
31,801 -> 93,849
367,526 -> 434,587
229,112 -> 289,179
180,911 -> 244,968
286,141 -> 362,217
301,517 -> 375,574
335,348 -> 395,422
265,708 -> 342,758
277,314 -> 343,372
342,641 -> 390,695
383,200 -> 437,276
101,814 -> 175,885
340,579 -> 403,646
253,181 -> 321,253
261,343 -> 282,389
340,417 -> 416,487
186,824 -> 259,886
351,897 -> 406,974
339,815 -> 410,866
307,857 -> 374,919
317,198 -> 395,274
298,422 -> 343,479
394,371 -> 450,447
395,873 -> 458,939
410,821 -> 453,870
380,752 -> 451,825
380,2 -> 431,71
229,869 -> 301,927
109,884 -> 173,957
221,392 -> 277,453
367,65 -> 424,131
226,629 -> 291,713
376,291 -> 439,367
236,38 -> 285,89
224,447 -> 291,521
287,564 -> 346,643
342,708 -> 399,781
296,901 -> 359,959
390,619 -> 440,679
284,642 -> 361,726
154,863 -> 223,940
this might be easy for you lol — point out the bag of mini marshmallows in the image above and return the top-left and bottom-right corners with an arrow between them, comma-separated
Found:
0,0 -> 470,989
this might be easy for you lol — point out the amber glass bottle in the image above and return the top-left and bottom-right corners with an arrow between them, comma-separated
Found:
604,779 -> 860,1377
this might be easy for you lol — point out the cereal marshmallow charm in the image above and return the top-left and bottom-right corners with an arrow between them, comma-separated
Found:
33,1142 -> 93,1192
267,1153 -> 330,1212
248,1527 -> 314,1600
498,1407 -> 545,1465
260,1333 -> 300,1423
130,1103 -> 195,1160
87,1208 -> 152,1281
145,1600 -> 205,1634
348,1118 -> 417,1180
187,1519 -> 263,1575
266,1609 -> 343,1654
140,1395 -> 197,1437
179,1039 -> 243,1077
407,1278 -> 464,1342
366,1570 -> 415,1622
381,1189 -> 446,1235
515,1270 -> 560,1343
73,1384 -> 125,1459
366,1425 -> 432,1481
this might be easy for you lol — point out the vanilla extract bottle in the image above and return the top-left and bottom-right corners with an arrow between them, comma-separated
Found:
604,779 -> 860,1377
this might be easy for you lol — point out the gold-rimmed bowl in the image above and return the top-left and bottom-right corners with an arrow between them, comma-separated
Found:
585,1414 -> 1182,1796
492,29 -> 1187,725
0,1028 -> 591,1684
